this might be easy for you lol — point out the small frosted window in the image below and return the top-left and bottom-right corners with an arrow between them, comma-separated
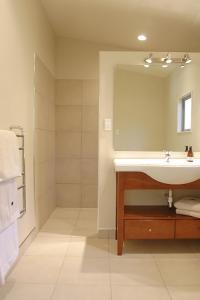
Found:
177,93 -> 192,132
183,97 -> 192,130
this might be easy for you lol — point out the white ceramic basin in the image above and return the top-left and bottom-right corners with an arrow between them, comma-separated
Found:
114,158 -> 200,184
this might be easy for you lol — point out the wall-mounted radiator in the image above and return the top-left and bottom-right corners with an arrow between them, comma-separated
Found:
10,125 -> 26,218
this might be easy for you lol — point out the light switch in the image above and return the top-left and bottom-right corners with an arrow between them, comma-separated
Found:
104,118 -> 112,131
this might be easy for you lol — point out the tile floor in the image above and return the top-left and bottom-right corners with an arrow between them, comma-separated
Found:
1,208 -> 200,299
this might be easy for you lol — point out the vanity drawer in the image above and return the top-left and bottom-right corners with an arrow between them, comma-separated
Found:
124,220 -> 175,239
176,220 -> 200,239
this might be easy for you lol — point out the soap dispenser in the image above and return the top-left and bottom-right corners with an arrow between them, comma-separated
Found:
187,146 -> 194,162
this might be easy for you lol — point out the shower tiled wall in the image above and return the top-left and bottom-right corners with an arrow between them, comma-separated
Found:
55,80 -> 98,207
34,57 -> 56,227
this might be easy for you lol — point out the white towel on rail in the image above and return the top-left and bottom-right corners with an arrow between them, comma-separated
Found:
176,208 -> 200,219
174,197 -> 200,212
0,221 -> 19,285
0,130 -> 21,181
0,179 -> 20,233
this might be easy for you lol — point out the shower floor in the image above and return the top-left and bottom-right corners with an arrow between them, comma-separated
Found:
1,207 -> 200,300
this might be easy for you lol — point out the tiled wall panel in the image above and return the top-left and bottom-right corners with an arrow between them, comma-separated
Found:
55,80 -> 98,207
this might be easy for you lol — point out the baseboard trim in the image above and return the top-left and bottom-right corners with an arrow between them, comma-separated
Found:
98,229 -> 116,238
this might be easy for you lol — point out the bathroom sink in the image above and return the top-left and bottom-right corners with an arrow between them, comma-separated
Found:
114,158 -> 200,184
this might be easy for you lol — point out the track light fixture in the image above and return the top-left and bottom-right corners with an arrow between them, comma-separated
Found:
143,53 -> 192,68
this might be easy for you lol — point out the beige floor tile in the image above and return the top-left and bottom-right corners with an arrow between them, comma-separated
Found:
41,218 -> 74,235
57,257 -> 110,285
71,227 -> 98,238
51,284 -> 111,300
109,239 -> 154,259
24,232 -> 69,256
50,207 -> 80,219
152,240 -> 198,259
111,285 -> 171,300
190,240 -> 200,252
79,208 -> 97,219
168,286 -> 200,300
66,238 -> 109,258
76,218 -> 97,228
0,283 -> 54,300
7,256 -> 64,284
154,252 -> 200,260
110,258 -> 164,286
157,258 -> 200,285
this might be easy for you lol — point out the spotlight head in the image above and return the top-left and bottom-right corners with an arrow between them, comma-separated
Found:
166,58 -> 172,64
145,54 -> 152,64
162,64 -> 168,68
166,54 -> 172,64
186,57 -> 192,64
144,63 -> 150,68
183,54 -> 192,64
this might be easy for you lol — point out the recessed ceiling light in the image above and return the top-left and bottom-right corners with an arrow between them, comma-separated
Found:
137,34 -> 147,41
144,64 -> 150,68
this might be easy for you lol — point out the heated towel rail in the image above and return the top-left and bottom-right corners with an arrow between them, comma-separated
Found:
10,125 -> 26,218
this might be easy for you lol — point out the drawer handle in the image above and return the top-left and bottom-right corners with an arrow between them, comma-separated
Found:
148,228 -> 152,232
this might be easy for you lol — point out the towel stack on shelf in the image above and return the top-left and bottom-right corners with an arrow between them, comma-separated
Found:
174,197 -> 200,218
0,130 -> 21,285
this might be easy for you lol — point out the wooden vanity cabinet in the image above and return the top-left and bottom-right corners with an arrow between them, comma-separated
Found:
116,172 -> 200,255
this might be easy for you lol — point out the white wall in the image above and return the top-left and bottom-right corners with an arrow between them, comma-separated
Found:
0,0 -> 55,243
114,68 -> 166,151
34,56 -> 56,228
56,37 -> 125,79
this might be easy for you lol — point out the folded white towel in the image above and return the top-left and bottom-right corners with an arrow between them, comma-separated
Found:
174,197 -> 200,212
0,179 -> 20,233
0,221 -> 19,285
0,130 -> 21,181
176,209 -> 200,219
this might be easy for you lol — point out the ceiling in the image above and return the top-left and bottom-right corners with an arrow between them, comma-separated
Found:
41,0 -> 200,51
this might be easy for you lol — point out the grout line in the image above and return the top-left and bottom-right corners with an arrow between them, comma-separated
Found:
47,208 -> 82,300
154,259 -> 173,300
108,241 -> 113,300
80,80 -> 84,209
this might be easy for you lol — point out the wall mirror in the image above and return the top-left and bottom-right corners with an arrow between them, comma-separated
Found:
113,62 -> 200,151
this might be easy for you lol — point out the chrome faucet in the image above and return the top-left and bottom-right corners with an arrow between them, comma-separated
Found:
164,150 -> 171,162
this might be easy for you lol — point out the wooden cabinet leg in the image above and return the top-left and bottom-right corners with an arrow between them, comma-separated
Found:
117,236 -> 123,255
117,219 -> 124,255
116,172 -> 124,255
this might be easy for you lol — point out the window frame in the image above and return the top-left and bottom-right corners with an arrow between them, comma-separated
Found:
177,92 -> 192,133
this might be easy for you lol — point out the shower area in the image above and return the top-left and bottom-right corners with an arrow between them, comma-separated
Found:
34,56 -> 99,231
